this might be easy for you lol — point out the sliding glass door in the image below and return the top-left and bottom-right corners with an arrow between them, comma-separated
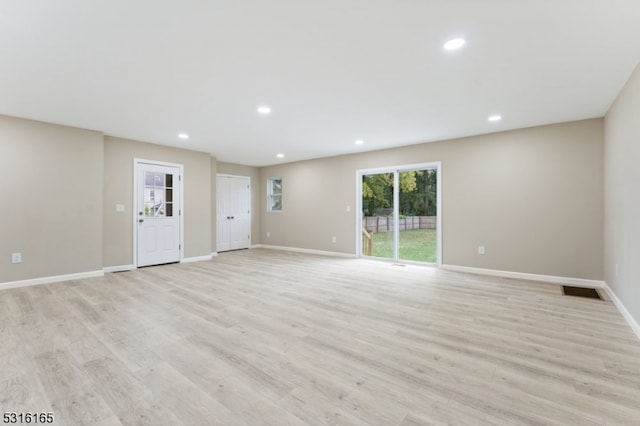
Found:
361,172 -> 395,260
359,163 -> 440,265
398,168 -> 438,263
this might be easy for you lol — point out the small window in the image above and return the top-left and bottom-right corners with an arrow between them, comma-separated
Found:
268,177 -> 282,212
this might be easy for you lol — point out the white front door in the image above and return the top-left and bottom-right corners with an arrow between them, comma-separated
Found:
136,161 -> 182,267
217,175 -> 250,252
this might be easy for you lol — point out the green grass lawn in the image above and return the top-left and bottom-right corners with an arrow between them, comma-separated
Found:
371,228 -> 437,263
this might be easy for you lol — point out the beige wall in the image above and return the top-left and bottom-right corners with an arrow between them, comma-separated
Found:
261,119 -> 604,280
604,63 -> 640,324
216,161 -> 261,249
0,113 -> 607,285
103,137 -> 212,267
0,115 -> 103,282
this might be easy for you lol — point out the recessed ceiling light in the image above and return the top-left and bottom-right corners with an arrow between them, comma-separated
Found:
354,139 -> 364,145
276,153 -> 285,159
178,133 -> 189,140
443,38 -> 466,51
488,115 -> 502,122
257,106 -> 272,115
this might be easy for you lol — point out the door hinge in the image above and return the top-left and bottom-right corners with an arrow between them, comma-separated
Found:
248,235 -> 251,239
179,175 -> 182,181
179,244 -> 182,250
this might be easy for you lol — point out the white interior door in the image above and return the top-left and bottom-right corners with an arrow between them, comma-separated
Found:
217,175 -> 250,252
136,162 -> 182,267
217,177 -> 232,252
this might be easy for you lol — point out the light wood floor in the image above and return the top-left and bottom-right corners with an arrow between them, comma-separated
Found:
1,249 -> 639,425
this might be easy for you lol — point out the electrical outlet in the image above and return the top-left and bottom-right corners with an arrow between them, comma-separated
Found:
266,231 -> 270,238
478,246 -> 485,255
332,236 -> 337,243
11,252 -> 22,264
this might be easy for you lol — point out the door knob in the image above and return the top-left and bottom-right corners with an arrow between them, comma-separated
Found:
139,219 -> 144,223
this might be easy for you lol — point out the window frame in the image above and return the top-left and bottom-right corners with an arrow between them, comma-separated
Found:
267,177 -> 283,212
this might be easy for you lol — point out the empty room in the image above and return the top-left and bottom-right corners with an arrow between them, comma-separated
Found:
1,1 -> 640,425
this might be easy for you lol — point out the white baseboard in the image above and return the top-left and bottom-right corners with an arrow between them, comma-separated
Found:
0,270 -> 104,291
601,282 -> 640,341
107,256 -> 215,270
441,264 -> 605,288
181,254 -> 213,263
257,244 -> 356,258
211,252 -> 218,257
103,264 -> 135,273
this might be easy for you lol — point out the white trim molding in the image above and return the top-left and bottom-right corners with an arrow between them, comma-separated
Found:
0,270 -> 104,291
217,173 -> 249,179
211,252 -> 218,257
106,256 -> 215,271
602,282 -> 640,341
257,244 -> 356,258
181,254 -> 214,263
103,264 -> 135,273
441,264 -> 605,288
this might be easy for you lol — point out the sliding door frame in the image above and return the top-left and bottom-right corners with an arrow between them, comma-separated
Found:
355,161 -> 442,266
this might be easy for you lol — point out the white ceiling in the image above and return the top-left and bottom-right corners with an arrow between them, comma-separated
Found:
1,1 -> 639,166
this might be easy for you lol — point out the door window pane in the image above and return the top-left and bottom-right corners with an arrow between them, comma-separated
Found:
398,168 -> 437,263
144,171 -> 174,217
361,172 -> 394,259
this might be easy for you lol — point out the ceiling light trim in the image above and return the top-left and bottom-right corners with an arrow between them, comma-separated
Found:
443,38 -> 466,51
257,106 -> 272,115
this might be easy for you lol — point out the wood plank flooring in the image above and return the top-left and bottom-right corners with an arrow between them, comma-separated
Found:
1,248 -> 639,425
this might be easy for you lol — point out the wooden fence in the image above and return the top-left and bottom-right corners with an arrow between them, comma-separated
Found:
363,216 -> 436,233
362,228 -> 373,256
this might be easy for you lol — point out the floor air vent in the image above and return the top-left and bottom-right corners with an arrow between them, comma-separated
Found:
562,286 -> 603,300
